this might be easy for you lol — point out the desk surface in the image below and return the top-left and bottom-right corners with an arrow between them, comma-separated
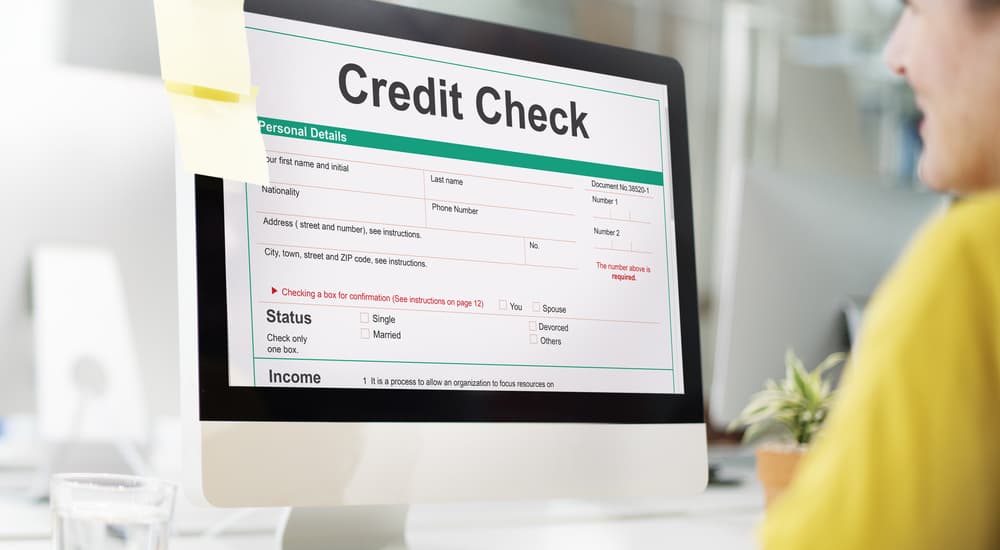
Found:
0,448 -> 761,549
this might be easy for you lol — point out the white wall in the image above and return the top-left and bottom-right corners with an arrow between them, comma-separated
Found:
0,1 -> 59,67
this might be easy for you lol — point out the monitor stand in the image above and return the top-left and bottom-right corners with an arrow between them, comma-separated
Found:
277,505 -> 409,550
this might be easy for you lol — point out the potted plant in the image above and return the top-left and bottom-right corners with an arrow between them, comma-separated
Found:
729,349 -> 847,508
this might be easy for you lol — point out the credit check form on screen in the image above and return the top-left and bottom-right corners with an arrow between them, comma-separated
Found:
222,13 -> 685,395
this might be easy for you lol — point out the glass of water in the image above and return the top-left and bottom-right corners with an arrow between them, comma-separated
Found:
51,473 -> 177,550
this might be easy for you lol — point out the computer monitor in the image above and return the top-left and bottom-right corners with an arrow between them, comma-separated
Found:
710,168 -> 941,428
177,0 -> 705,544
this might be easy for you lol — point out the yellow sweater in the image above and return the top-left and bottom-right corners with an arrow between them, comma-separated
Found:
761,192 -> 1000,549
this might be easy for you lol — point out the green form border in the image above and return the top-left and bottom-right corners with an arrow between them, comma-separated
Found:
658,104 -> 676,393
255,356 -> 672,372
244,24 -> 678,385
244,183 -> 258,386
258,117 -> 662,186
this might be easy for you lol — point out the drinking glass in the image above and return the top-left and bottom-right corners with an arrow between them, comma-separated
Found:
50,473 -> 177,550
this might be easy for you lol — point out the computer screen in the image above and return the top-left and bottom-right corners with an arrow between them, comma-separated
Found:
218,12 -> 685,399
179,0 -> 704,511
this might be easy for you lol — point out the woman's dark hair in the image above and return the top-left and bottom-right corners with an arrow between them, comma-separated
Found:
973,0 -> 1000,10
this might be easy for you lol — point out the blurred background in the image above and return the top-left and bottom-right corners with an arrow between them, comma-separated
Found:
0,0 -> 935,454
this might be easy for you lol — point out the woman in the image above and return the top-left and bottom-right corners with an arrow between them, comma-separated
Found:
761,1 -> 1000,548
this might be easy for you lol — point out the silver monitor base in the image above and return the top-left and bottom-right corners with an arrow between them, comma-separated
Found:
277,505 -> 409,550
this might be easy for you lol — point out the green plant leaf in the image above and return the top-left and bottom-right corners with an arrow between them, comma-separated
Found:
811,352 -> 846,389
729,397 -> 785,431
742,419 -> 778,444
732,349 -> 848,445
785,348 -> 805,378
815,352 -> 847,375
790,364 -> 819,408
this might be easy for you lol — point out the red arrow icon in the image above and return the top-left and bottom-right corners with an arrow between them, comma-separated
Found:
271,287 -> 278,294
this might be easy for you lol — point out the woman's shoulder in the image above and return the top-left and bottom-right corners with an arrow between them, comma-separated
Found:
937,192 -> 1000,240
909,191 -> 1000,266
867,191 -> 1000,328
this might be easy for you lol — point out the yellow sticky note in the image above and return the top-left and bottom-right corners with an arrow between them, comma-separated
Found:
154,0 -> 252,95
168,91 -> 269,184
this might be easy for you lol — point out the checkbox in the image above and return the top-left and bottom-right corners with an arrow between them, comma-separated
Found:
360,328 -> 370,339
530,334 -> 538,344
499,300 -> 508,311
532,302 -> 540,312
360,312 -> 369,324
529,321 -> 537,331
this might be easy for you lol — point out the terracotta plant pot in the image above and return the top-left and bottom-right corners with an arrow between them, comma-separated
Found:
756,443 -> 807,508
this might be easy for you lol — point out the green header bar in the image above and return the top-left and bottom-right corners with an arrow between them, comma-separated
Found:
257,117 -> 664,186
